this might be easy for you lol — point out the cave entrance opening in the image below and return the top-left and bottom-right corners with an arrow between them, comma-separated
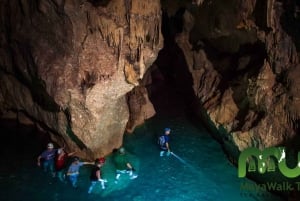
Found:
148,9 -> 198,120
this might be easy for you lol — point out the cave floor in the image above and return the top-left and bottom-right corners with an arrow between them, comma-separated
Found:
0,116 -> 283,201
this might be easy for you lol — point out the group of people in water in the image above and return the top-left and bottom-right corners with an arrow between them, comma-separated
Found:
36,128 -> 172,194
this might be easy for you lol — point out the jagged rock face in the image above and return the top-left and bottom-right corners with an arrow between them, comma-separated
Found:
125,66 -> 156,133
166,0 -> 300,153
0,0 -> 162,159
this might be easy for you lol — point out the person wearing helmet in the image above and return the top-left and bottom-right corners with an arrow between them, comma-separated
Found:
88,157 -> 107,194
37,142 -> 58,177
113,147 -> 138,182
55,148 -> 76,182
158,128 -> 171,157
99,157 -> 106,164
66,157 -> 93,188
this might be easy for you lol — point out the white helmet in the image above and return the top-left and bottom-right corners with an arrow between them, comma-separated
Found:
119,147 -> 125,154
47,143 -> 54,149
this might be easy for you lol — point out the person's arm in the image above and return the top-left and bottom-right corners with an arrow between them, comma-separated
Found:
166,142 -> 170,152
97,169 -> 107,182
82,161 -> 94,165
37,155 -> 42,166
97,169 -> 107,189
96,170 -> 101,180
126,163 -> 136,171
126,163 -> 133,169
67,151 -> 76,157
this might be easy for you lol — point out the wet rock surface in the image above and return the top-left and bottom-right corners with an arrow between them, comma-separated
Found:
164,0 -> 300,155
0,0 -> 162,159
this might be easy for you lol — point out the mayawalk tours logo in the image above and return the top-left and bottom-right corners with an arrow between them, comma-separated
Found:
238,147 -> 300,197
238,147 -> 300,178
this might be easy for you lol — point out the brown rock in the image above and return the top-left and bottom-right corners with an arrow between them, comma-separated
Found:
0,0 -> 162,159
126,85 -> 155,133
175,0 -> 300,155
210,88 -> 239,127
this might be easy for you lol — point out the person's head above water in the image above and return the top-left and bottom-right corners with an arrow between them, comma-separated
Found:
95,157 -> 105,166
164,128 -> 171,135
57,148 -> 64,155
99,157 -> 105,164
73,156 -> 80,163
119,147 -> 125,154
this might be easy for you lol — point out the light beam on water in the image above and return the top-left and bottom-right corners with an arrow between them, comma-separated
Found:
170,152 -> 195,170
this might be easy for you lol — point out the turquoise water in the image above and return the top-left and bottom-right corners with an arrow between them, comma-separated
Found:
0,116 -> 283,201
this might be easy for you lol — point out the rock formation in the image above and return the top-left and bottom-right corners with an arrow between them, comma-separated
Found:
0,0 -> 162,159
126,71 -> 156,133
167,0 -> 300,157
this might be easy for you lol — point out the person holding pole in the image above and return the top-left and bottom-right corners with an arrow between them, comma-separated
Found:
158,128 -> 171,157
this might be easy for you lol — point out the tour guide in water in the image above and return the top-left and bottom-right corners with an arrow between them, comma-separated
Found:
159,128 -> 171,157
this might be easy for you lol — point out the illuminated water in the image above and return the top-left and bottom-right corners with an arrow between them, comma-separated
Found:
0,116 -> 283,201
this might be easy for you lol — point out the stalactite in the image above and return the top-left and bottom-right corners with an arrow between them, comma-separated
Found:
117,27 -> 123,64
266,0 -> 275,30
124,0 -> 131,24
287,111 -> 290,125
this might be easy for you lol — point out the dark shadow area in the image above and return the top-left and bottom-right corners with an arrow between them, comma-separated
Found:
253,0 -> 271,32
203,41 -> 267,83
202,38 -> 268,132
147,7 -> 232,147
64,109 -> 87,150
87,0 -> 111,7
148,9 -> 198,119
0,119 -> 51,174
281,0 -> 300,51
1,44 -> 60,113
